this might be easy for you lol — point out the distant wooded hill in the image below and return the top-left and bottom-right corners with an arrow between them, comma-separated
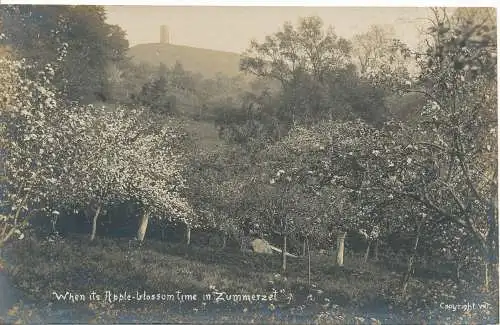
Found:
127,43 -> 244,78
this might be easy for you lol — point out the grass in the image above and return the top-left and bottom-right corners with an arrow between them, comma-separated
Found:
1,234 -> 499,324
181,119 -> 225,151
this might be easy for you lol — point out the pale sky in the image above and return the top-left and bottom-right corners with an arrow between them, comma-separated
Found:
104,6 -> 435,53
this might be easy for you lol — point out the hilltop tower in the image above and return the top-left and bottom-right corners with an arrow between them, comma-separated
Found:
160,25 -> 169,44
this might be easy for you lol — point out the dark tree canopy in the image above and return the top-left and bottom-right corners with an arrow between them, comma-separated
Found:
132,76 -> 178,116
1,5 -> 129,102
239,16 -> 394,128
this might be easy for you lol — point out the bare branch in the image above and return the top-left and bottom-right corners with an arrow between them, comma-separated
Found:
437,180 -> 466,212
456,141 -> 485,204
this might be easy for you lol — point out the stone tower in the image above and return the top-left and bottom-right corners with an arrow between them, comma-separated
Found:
160,25 -> 169,44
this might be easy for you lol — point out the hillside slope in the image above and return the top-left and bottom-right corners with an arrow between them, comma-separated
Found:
128,43 -> 243,78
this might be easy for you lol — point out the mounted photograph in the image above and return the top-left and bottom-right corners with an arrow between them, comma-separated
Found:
0,4 -> 498,325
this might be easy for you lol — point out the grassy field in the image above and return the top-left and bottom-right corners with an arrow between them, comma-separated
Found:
1,234 -> 498,324
181,119 -> 225,152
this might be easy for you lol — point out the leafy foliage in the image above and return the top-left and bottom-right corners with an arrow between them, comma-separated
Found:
1,5 -> 129,102
132,76 -> 178,115
0,33 -> 193,246
0,8 -> 497,323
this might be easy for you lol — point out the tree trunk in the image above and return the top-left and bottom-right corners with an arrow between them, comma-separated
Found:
302,239 -> 306,257
483,180 -> 498,292
402,230 -> 420,295
336,232 -> 347,266
90,205 -> 101,241
240,235 -> 245,252
137,210 -> 150,242
282,233 -> 287,274
1,201 -> 31,247
186,224 -> 191,246
374,239 -> 379,260
364,240 -> 371,263
221,231 -> 227,249
51,214 -> 59,233
0,225 -> 17,248
492,263 -> 499,290
484,260 -> 490,292
477,239 -> 494,292
307,237 -> 311,286
1,223 -> 7,239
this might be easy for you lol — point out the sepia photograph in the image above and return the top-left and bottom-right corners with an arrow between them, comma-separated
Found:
0,3 -> 498,324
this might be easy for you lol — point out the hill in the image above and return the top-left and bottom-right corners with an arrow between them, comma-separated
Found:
128,43 -> 244,78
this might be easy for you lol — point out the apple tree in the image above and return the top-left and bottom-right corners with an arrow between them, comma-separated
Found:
0,43 -> 70,246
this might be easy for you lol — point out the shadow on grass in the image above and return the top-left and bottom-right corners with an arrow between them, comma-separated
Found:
3,234 -> 499,325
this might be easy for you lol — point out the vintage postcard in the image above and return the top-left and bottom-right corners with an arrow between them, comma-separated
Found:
0,3 -> 498,324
